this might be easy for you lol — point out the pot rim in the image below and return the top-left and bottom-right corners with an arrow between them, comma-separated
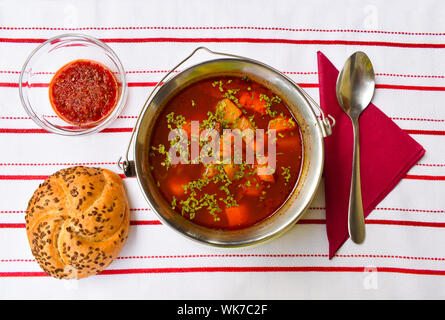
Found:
122,48 -> 333,247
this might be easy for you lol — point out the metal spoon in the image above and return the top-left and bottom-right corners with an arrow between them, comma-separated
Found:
336,51 -> 375,244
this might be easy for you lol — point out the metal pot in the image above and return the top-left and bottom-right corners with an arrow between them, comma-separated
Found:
119,47 -> 334,247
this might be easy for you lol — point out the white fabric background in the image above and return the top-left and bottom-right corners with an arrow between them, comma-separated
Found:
1,0 -> 445,299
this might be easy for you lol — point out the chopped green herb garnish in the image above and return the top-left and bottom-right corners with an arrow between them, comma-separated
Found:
179,191 -> 222,222
152,143 -> 171,169
171,196 -> 177,209
166,111 -> 186,131
281,166 -> 291,184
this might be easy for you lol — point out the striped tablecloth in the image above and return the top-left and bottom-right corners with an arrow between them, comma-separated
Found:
1,0 -> 445,299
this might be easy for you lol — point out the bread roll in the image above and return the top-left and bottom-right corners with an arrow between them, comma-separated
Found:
25,166 -> 130,279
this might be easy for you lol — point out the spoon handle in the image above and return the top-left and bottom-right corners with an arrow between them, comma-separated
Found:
349,118 -> 366,244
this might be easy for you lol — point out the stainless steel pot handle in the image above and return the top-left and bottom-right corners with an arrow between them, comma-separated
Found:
296,86 -> 335,137
117,46 -> 334,177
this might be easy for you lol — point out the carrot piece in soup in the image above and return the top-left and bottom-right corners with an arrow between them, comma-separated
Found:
256,164 -> 275,183
168,178 -> 187,197
223,164 -> 239,180
225,204 -> 249,227
233,116 -> 254,131
258,174 -> 275,183
217,98 -> 242,124
238,92 -> 252,108
203,164 -> 219,178
240,177 -> 264,196
268,116 -> 296,132
239,91 -> 267,114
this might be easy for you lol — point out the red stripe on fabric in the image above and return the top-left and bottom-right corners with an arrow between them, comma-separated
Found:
101,127 -> 133,133
127,81 -> 160,87
375,207 -> 445,214
4,252 -> 445,263
1,82 -> 156,88
3,219 -> 445,229
309,207 -> 445,214
2,266 -> 445,277
0,160 -> 443,167
0,220 -> 160,229
298,83 -> 318,88
2,37 -> 445,48
1,115 -> 444,123
2,68 -> 445,79
376,84 -> 445,91
3,206 -> 444,214
6,82 -> 445,92
0,173 -> 131,180
108,253 -> 445,262
0,128 -> 51,133
0,175 -> 49,180
367,219 -> 445,228
3,128 -> 444,138
0,259 -> 35,262
0,38 -> 45,43
2,82 -> 160,88
405,174 -> 445,180
0,173 -> 441,181
130,220 -> 162,226
2,26 -> 445,37
98,266 -> 445,275
0,161 -> 118,166
0,82 -> 18,87
416,163 -> 445,167
0,82 -> 318,89
1,206 -> 443,214
0,26 -> 444,36
391,117 -> 445,123
0,271 -> 47,277
375,72 -> 445,79
86,38 -> 445,48
299,219 -> 445,228
0,127 -> 132,134
0,223 -> 25,228
404,129 -> 445,136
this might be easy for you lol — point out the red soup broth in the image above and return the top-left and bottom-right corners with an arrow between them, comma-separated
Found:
49,59 -> 119,126
149,76 -> 303,230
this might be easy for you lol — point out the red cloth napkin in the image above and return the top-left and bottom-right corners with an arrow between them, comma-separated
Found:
317,51 -> 426,258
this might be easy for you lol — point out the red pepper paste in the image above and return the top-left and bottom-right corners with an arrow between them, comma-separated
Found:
49,59 -> 119,126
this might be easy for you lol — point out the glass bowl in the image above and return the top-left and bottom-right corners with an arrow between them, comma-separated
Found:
19,33 -> 128,136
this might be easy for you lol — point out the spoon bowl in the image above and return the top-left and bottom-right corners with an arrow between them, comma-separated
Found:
336,52 -> 375,118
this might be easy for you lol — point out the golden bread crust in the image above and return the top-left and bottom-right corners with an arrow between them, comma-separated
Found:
26,166 -> 130,279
